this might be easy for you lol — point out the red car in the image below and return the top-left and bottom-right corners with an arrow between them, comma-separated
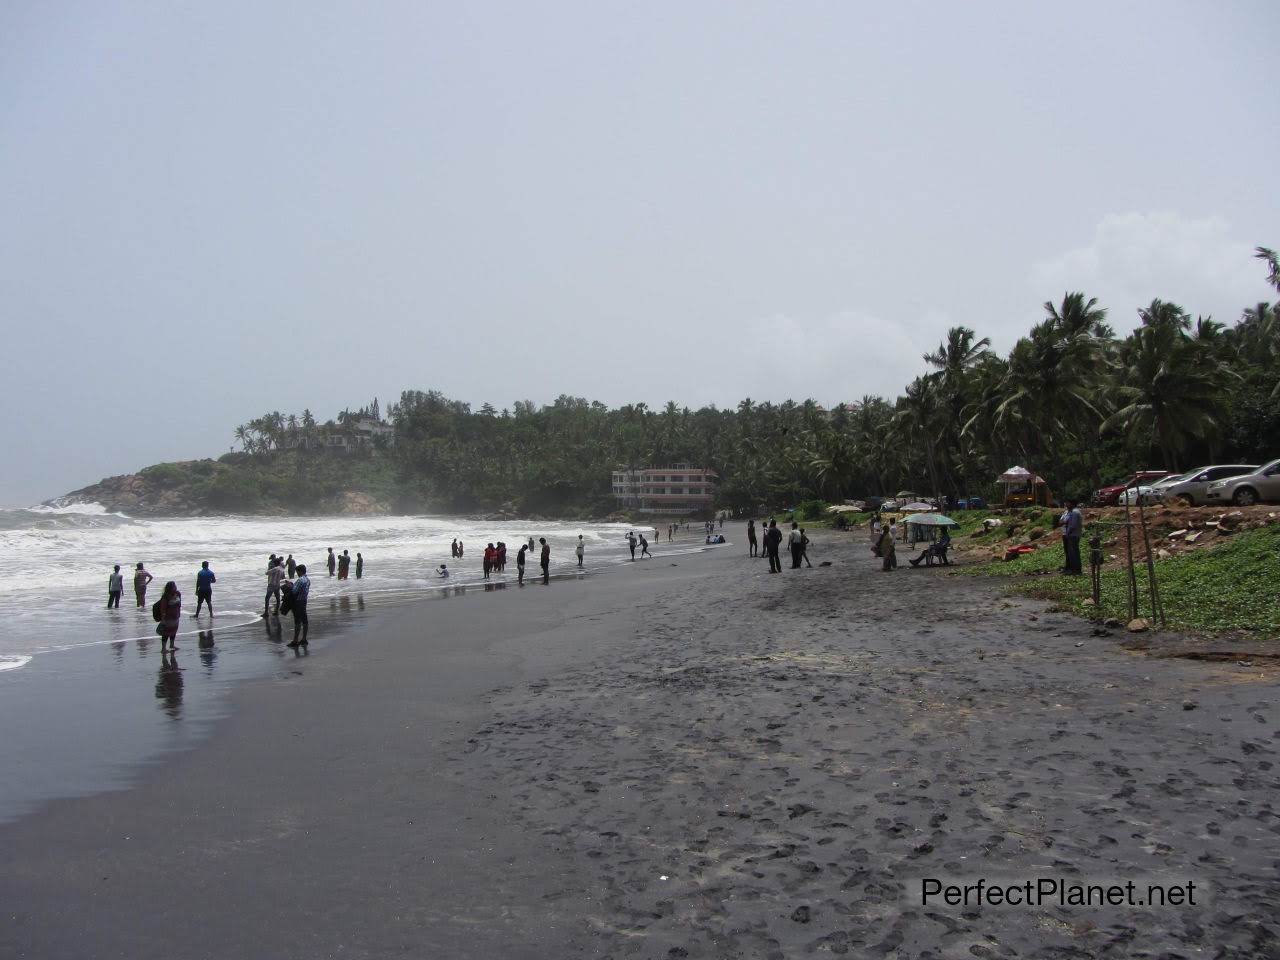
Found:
1092,471 -> 1177,507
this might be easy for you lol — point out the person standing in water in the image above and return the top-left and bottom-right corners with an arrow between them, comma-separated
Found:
107,565 -> 124,609
576,535 -> 585,568
483,543 -> 496,579
157,581 -> 182,650
355,552 -> 363,579
451,539 -> 458,559
288,564 -> 311,647
338,549 -> 351,580
265,558 -> 285,615
134,562 -> 153,607
497,542 -> 507,572
286,554 -> 296,578
539,537 -> 550,584
193,561 -> 216,618
327,548 -> 336,577
516,543 -> 528,585
747,519 -> 758,557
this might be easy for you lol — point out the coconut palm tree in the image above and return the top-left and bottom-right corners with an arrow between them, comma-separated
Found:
1103,304 -> 1235,469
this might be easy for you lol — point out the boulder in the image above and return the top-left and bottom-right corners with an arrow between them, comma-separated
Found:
1126,618 -> 1149,632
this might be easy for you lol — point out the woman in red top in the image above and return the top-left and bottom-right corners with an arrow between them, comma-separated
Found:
482,543 -> 496,579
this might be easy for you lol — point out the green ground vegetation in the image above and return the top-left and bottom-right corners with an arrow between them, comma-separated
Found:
960,526 -> 1280,636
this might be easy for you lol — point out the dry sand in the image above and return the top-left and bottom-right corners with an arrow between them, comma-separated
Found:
2,526 -> 1277,958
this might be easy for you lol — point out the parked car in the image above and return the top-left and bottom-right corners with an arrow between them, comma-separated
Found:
1159,464 -> 1259,506
1206,459 -> 1280,506
1117,485 -> 1164,506
1092,471 -> 1177,506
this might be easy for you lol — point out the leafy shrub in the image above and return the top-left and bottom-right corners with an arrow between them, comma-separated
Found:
794,499 -> 830,522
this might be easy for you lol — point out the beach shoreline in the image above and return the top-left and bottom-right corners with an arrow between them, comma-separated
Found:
3,526 -> 1277,958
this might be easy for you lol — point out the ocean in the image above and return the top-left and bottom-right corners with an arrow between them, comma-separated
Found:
0,503 -> 716,821
0,504 -> 692,672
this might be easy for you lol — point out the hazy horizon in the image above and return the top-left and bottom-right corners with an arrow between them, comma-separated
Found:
3,2 -> 1277,505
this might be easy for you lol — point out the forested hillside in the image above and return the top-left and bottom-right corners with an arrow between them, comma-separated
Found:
66,249 -> 1280,517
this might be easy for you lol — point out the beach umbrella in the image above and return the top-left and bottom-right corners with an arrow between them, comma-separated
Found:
901,501 -> 936,512
902,513 -> 957,526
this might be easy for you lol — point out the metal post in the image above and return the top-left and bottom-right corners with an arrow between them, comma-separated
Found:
1122,494 -> 1139,622
1135,496 -> 1165,627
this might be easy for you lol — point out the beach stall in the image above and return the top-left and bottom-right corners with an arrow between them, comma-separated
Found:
999,466 -> 1053,508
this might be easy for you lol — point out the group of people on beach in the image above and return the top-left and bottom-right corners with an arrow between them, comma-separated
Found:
325,547 -> 363,580
745,518 -> 811,572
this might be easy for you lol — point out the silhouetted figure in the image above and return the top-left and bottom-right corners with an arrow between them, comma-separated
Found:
286,554 -> 296,578
539,537 -> 550,584
516,544 -> 527,585
639,534 -> 651,558
327,548 -> 336,577
747,519 -> 758,557
355,552 -> 363,579
766,519 -> 782,573
576,535 -> 585,568
789,522 -> 803,569
337,550 -> 351,580
627,532 -> 637,561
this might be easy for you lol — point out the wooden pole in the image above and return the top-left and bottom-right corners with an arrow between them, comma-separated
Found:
1135,496 -> 1165,626
1122,493 -> 1139,621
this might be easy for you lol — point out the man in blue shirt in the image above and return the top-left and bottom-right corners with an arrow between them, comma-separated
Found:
288,564 -> 311,647
193,561 -> 216,618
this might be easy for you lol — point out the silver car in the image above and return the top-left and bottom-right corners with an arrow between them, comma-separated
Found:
1206,458 -> 1280,506
1162,464 -> 1258,506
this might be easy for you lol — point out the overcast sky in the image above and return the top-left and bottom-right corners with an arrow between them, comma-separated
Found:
2,1 -> 1277,505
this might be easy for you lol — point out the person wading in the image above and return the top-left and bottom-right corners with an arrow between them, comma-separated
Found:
134,562 -> 154,608
539,537 -> 550,584
107,565 -> 123,609
193,561 -> 216,618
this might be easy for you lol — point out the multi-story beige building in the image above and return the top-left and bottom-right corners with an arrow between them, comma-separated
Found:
611,464 -> 717,515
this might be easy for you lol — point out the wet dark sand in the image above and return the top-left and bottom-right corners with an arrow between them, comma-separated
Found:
3,528 -> 1278,959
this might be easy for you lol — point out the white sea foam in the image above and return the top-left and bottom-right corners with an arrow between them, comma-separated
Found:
0,508 -> 705,669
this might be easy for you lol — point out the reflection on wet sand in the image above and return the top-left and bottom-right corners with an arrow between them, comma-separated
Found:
198,631 -> 216,676
154,651 -> 183,719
